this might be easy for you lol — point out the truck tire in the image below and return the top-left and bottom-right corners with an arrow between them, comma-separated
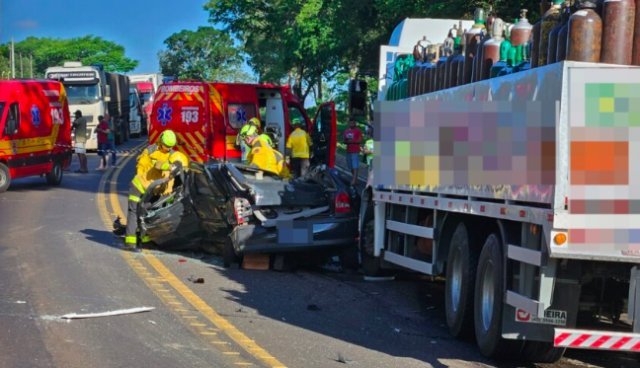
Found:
474,233 -> 523,359
223,236 -> 241,268
46,161 -> 63,186
0,163 -> 11,193
445,222 -> 479,340
521,341 -> 565,363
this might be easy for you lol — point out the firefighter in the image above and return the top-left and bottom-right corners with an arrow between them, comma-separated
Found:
285,118 -> 313,178
236,118 -> 274,162
123,130 -> 179,251
239,124 -> 291,179
124,150 -> 189,252
250,117 -> 275,148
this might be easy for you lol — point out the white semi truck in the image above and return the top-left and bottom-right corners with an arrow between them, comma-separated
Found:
357,19 -> 640,363
45,62 -> 131,149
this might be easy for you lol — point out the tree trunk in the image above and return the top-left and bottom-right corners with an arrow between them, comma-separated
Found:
294,64 -> 304,101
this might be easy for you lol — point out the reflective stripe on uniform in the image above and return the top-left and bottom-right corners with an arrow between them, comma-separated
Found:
129,195 -> 141,203
161,162 -> 171,170
125,236 -> 137,244
141,236 -> 152,243
132,177 -> 146,194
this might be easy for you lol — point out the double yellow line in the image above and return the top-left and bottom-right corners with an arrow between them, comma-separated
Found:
96,143 -> 287,368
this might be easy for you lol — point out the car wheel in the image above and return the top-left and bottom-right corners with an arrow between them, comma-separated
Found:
445,222 -> 479,340
0,163 -> 11,193
223,236 -> 241,268
46,161 -> 63,186
474,233 -> 523,359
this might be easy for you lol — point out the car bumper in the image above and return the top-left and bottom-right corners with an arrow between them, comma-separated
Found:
230,216 -> 359,255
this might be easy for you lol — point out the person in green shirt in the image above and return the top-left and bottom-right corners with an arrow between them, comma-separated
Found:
363,124 -> 374,170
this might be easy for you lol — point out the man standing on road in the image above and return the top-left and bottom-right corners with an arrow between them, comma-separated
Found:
72,110 -> 88,173
343,117 -> 362,185
96,116 -> 111,170
285,118 -> 313,178
124,150 -> 188,252
239,124 -> 291,179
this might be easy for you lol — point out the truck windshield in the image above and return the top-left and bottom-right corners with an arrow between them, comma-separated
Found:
65,84 -> 100,104
139,92 -> 152,105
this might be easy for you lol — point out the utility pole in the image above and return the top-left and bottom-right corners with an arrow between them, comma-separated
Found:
20,53 -> 23,78
11,38 -> 15,79
30,54 -> 33,78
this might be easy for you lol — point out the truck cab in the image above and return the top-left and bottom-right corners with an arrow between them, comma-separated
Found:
149,81 -> 337,169
128,88 -> 144,137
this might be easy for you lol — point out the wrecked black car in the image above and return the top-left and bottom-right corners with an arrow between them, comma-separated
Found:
122,162 -> 361,270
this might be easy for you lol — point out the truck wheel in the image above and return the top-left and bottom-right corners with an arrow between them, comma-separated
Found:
474,233 -> 522,359
361,219 -> 390,277
223,236 -> 241,268
445,222 -> 479,340
0,163 -> 11,193
46,161 -> 63,186
521,341 -> 565,363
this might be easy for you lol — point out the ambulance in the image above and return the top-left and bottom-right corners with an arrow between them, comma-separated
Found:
0,80 -> 73,192
149,81 -> 337,168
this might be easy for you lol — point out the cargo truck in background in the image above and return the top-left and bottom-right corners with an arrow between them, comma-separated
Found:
128,87 -> 145,138
129,73 -> 163,133
45,62 -> 131,148
355,18 -> 640,363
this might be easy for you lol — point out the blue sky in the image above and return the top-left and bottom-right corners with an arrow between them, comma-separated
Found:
1,0 -> 255,76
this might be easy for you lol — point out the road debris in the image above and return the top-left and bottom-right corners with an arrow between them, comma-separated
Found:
178,259 -> 186,263
60,307 -> 155,320
188,275 -> 204,284
335,353 -> 353,364
236,307 -> 247,313
15,301 -> 26,304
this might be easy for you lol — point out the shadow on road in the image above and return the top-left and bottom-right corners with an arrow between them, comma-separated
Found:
80,228 -> 125,250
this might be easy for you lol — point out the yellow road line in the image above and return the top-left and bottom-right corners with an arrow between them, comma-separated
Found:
102,142 -> 288,368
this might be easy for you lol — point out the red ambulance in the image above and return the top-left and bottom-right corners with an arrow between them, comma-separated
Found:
149,81 -> 337,168
0,80 -> 73,192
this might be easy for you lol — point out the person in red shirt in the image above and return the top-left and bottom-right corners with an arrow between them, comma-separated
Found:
96,115 -> 111,170
343,117 -> 362,185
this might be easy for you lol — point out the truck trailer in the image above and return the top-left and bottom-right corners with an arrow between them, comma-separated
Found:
358,20 -> 640,363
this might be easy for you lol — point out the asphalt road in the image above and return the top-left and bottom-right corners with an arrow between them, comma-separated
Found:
0,138 -> 638,368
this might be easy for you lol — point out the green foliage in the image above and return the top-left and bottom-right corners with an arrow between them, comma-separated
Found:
0,36 -> 139,78
158,27 -> 253,83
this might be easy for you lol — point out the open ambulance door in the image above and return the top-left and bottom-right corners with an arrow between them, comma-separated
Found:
310,101 -> 337,169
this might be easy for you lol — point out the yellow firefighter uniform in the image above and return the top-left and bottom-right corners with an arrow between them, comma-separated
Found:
247,136 -> 292,179
286,127 -> 313,158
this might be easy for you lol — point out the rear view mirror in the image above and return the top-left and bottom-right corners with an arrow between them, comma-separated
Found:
104,85 -> 112,102
348,79 -> 368,117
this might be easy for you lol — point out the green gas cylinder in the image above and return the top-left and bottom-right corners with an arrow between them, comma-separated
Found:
490,39 -> 512,78
498,47 -> 517,77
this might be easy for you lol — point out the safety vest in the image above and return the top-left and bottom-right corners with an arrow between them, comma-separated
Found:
365,139 -> 374,166
286,128 -> 313,158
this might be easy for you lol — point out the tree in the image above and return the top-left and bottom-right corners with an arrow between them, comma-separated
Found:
0,36 -> 139,78
158,27 -> 253,83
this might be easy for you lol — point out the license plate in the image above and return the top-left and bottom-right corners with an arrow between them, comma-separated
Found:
277,221 -> 312,244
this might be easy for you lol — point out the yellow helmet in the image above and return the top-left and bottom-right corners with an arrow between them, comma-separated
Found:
248,117 -> 261,127
169,151 -> 189,168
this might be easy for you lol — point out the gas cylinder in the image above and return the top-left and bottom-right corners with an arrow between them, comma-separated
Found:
520,42 -> 533,71
633,0 -> 640,65
491,39 -> 513,78
601,0 -> 635,65
436,52 -> 449,92
557,6 -> 571,61
481,18 -> 505,80
429,45 -> 441,92
447,37 -> 463,87
567,1 -> 603,62
464,8 -> 486,85
456,30 -> 468,86
548,2 -> 570,64
531,21 -> 542,68
498,47 -> 518,76
511,9 -> 534,48
512,44 -> 526,73
444,27 -> 459,89
473,28 -> 489,82
539,0 -> 564,66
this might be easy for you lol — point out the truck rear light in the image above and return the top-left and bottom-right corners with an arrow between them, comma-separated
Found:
335,192 -> 351,213
234,198 -> 253,225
